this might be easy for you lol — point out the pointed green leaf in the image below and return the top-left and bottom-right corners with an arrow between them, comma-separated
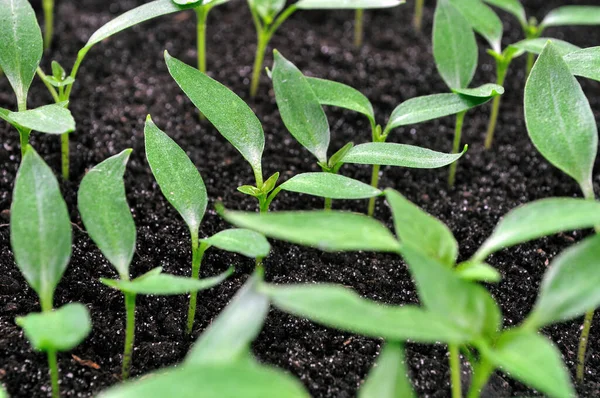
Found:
452,83 -> 504,98
510,38 -> 580,57
237,185 -> 261,197
41,74 -> 75,88
342,142 -> 466,168
328,142 -> 354,169
264,283 -> 474,343
144,116 -> 207,236
78,150 -> 136,278
525,42 -> 597,192
473,198 -> 600,261
0,0 -> 43,106
16,303 -> 91,352
186,273 -> 270,364
98,362 -> 310,398
481,330 -> 574,398
384,93 -> 491,134
483,0 -> 526,27
296,0 -> 404,9
262,172 -> 280,193
449,0 -> 503,53
527,235 -> 600,328
385,189 -> 457,266
101,267 -> 232,295
541,6 -> 600,28
564,46 -> 600,82
7,104 -> 75,135
85,0 -> 195,49
10,146 -> 71,307
400,246 -> 502,340
279,172 -> 382,200
359,343 -> 415,398
165,51 -> 265,175
307,77 -> 375,124
201,229 -> 270,258
433,0 -> 477,89
249,0 -> 286,22
221,209 -> 401,253
272,51 -> 330,163
455,262 -> 501,283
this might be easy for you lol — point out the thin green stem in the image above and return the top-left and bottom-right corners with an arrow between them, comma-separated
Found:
367,164 -> 381,217
195,7 -> 209,74
255,257 -> 264,272
186,234 -> 206,335
449,344 -> 462,398
324,197 -> 332,211
413,0 -> 424,32
467,359 -> 494,398
250,31 -> 269,98
42,0 -> 54,50
47,350 -> 59,398
448,111 -> 466,188
354,9 -> 364,48
64,47 -> 90,100
61,134 -> 70,180
525,52 -> 535,77
577,310 -> 594,383
122,292 -> 136,380
19,128 -> 31,157
484,58 -> 509,149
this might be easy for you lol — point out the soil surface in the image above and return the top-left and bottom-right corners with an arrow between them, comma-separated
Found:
1,0 -> 600,397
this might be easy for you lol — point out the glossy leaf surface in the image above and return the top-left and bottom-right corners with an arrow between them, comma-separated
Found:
564,46 -> 600,82
221,209 -> 401,253
6,103 -> 75,135
296,0 -> 404,9
510,38 -> 580,57
542,6 -> 600,28
201,229 -> 271,258
450,0 -> 503,52
342,142 -> 466,168
145,116 -> 207,236
525,42 -> 597,192
10,146 -> 71,306
452,83 -> 504,98
16,303 -> 91,352
78,150 -> 136,278
280,172 -> 382,200
308,77 -> 375,124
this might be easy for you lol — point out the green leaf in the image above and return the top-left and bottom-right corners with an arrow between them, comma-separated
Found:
264,283 -> 474,343
328,142 -> 354,169
85,0 -> 195,49
10,146 -> 71,307
433,0 -> 477,89
455,262 -> 501,283
41,74 -> 75,88
165,51 -> 265,175
221,209 -> 401,253
272,51 -> 330,163
449,0 -> 503,53
237,185 -> 261,197
186,273 -> 269,364
359,343 -> 415,398
483,0 -> 526,27
385,189 -> 457,266
7,104 -> 75,135
78,150 -> 136,279
452,83 -> 504,98
201,229 -> 271,258
341,142 -> 467,168
51,61 -> 65,81
384,93 -> 491,134
400,246 -> 502,340
509,38 -> 580,57
101,267 -> 232,295
98,362 -> 310,398
564,46 -> 600,82
144,116 -> 207,236
16,303 -> 91,352
481,330 -> 574,398
296,0 -> 404,9
527,235 -> 600,328
473,198 -> 600,261
249,0 -> 286,23
262,172 -> 280,193
279,172 -> 382,200
307,77 -> 375,125
0,0 -> 43,106
541,6 -> 600,28
524,42 -> 597,192
0,385 -> 6,398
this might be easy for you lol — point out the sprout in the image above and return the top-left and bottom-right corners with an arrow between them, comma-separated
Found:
10,146 -> 91,398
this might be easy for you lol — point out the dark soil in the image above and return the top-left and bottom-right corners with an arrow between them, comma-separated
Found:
1,0 -> 600,396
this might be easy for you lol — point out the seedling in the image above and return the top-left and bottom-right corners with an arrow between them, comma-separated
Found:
165,51 -> 386,212
42,0 -> 54,49
246,0 -> 404,97
0,0 -> 198,179
524,41 -> 600,382
77,149 -> 233,379
303,56 -> 501,215
10,146 -> 91,398
221,189 -> 600,398
432,0 -> 504,185
144,116 -> 271,333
